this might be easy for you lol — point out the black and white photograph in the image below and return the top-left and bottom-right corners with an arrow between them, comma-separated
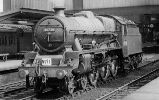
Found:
0,0 -> 159,100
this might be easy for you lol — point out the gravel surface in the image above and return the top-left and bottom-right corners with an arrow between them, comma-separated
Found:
0,71 -> 23,86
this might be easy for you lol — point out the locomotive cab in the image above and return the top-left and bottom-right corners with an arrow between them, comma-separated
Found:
123,24 -> 142,57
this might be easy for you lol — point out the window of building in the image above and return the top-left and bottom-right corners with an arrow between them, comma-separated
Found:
4,36 -> 7,45
0,37 -> 1,45
2,36 -> 4,45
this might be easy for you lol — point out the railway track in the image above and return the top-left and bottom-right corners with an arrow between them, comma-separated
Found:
54,85 -> 95,100
96,66 -> 159,100
0,80 -> 35,100
0,80 -> 26,97
3,88 -> 35,100
0,84 -> 53,99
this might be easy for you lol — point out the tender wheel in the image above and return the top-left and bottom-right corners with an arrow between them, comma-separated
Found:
80,75 -> 88,90
129,57 -> 134,70
66,77 -> 75,94
25,76 -> 35,89
99,65 -> 110,82
33,76 -> 46,96
88,71 -> 99,87
138,54 -> 143,63
110,60 -> 118,77
133,56 -> 139,69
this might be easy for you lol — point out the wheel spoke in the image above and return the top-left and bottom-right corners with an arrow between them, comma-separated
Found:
80,76 -> 88,90
88,71 -> 99,87
100,65 -> 110,82
110,60 -> 118,77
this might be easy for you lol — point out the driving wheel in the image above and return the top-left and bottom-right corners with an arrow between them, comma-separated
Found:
100,65 -> 110,82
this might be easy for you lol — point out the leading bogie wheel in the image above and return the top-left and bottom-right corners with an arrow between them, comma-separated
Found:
66,77 -> 75,94
88,71 -> 99,87
133,56 -> 138,69
33,77 -> 44,95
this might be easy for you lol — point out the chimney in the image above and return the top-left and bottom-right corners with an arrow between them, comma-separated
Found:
53,0 -> 65,17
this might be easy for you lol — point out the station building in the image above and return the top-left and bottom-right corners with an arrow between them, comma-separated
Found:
1,0 -> 159,47
3,0 -> 159,27
3,0 -> 159,24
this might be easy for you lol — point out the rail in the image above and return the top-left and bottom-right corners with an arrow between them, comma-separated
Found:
96,67 -> 159,100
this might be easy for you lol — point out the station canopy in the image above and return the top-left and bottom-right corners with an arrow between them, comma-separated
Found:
0,8 -> 54,30
0,24 -> 32,32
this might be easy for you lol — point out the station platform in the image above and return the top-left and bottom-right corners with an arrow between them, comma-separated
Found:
123,77 -> 159,100
122,53 -> 159,100
142,53 -> 159,62
0,60 -> 22,71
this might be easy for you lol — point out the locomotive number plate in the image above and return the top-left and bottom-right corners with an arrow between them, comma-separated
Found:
42,58 -> 52,66
44,28 -> 55,32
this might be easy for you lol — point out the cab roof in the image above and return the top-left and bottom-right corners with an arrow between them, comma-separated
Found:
100,14 -> 136,26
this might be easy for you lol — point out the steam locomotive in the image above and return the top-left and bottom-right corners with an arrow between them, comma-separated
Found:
18,8 -> 142,94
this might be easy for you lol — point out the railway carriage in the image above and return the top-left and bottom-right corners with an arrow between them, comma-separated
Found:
18,8 -> 142,94
0,24 -> 32,60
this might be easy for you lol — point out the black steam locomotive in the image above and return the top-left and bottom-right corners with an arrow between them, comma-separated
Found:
18,9 -> 142,94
